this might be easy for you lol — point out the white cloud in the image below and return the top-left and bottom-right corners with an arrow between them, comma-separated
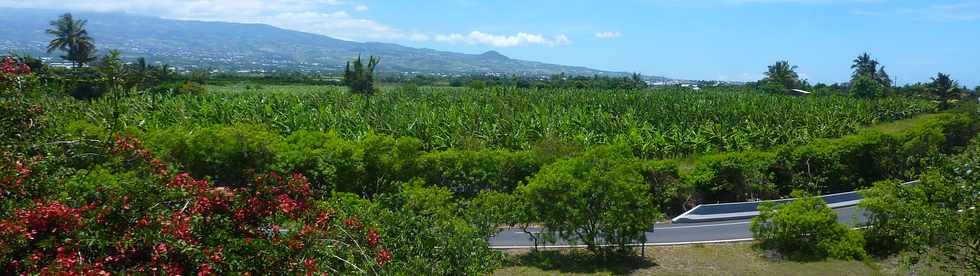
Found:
434,31 -> 571,47
0,0 -> 573,47
0,0 -> 413,41
594,31 -> 622,39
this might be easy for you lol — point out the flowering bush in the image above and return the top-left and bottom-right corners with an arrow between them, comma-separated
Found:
1,57 -> 43,145
1,135 -> 393,275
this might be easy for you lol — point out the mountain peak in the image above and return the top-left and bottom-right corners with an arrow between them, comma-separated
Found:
479,50 -> 509,60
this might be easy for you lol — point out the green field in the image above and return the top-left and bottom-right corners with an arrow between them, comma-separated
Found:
46,85 -> 936,158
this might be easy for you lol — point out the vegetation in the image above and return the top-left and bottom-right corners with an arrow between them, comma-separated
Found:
762,61 -> 802,91
343,55 -> 380,96
3,13 -> 979,275
861,135 -> 980,274
46,13 -> 97,68
751,191 -> 867,261
519,146 -> 662,255
44,85 -> 936,157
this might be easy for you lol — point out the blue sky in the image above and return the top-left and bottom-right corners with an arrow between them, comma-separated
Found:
1,0 -> 978,86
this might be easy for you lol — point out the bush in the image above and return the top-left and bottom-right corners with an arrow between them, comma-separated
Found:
519,146 -> 662,255
0,136 -> 391,275
686,151 -> 778,203
144,125 -> 279,186
270,131 -> 422,197
413,149 -> 538,196
329,183 -> 504,275
861,136 -> 980,273
750,191 -> 867,260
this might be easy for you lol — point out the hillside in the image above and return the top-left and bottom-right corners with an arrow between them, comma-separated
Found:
0,8 -> 660,78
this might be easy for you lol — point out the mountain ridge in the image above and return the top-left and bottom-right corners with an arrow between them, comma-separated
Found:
0,8 -> 666,79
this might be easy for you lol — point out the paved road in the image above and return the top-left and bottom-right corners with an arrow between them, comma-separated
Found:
489,205 -> 870,249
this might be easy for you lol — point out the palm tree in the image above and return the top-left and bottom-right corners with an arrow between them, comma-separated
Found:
851,53 -> 878,79
46,13 -> 97,68
763,61 -> 800,90
850,53 -> 892,91
929,73 -> 960,109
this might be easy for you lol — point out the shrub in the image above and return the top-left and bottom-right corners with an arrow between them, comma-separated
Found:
330,183 -> 504,275
271,131 -> 422,197
1,57 -> 43,147
520,146 -> 662,255
0,136 -> 391,275
145,125 -> 279,186
751,191 -> 867,260
861,137 -> 980,273
413,149 -> 538,196
686,151 -> 778,203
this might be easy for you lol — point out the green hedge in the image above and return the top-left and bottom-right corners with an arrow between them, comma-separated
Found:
682,112 -> 978,205
135,112 -> 977,215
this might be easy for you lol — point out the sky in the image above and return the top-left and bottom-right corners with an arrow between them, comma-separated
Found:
0,0 -> 978,86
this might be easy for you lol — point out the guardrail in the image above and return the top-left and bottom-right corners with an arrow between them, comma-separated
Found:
671,180 -> 919,223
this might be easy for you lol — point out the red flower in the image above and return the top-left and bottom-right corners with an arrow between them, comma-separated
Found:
366,228 -> 380,248
17,63 -> 31,74
198,263 -> 214,276
375,249 -> 392,267
343,218 -> 362,230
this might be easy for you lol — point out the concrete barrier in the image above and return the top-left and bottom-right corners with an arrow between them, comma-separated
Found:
671,181 -> 918,223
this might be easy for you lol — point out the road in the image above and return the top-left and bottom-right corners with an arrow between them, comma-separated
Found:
488,205 -> 869,249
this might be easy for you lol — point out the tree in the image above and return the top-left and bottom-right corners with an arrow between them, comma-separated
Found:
519,146 -> 662,256
751,191 -> 867,260
929,73 -> 960,109
849,74 -> 886,98
861,141 -> 980,274
97,50 -> 125,93
851,53 -> 879,80
849,53 -> 892,97
46,13 -> 97,68
343,55 -> 380,96
762,61 -> 801,91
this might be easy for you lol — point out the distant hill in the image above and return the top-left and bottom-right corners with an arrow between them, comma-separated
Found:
0,9 -> 666,79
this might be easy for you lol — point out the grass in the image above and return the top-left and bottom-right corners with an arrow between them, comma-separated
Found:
865,113 -> 944,134
493,243 -> 939,276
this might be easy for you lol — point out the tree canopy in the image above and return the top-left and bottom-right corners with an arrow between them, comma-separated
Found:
46,13 -> 97,67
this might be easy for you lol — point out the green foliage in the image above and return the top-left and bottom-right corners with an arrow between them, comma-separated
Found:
397,83 -> 418,94
751,191 -> 867,260
344,55 -> 380,96
331,187 -> 504,274
414,149 -> 538,196
520,146 -> 663,255
149,81 -> 207,95
45,13 -> 97,67
861,137 -> 980,273
687,151 -> 778,203
49,85 -> 937,158
1,58 -> 43,148
849,74 -> 886,98
144,125 -> 279,185
270,131 -> 421,197
929,72 -> 961,109
466,79 -> 487,90
762,61 -> 801,91
463,191 -> 518,239
850,53 -> 892,90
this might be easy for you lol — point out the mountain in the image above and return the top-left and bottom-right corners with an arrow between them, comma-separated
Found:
0,9 -> 662,79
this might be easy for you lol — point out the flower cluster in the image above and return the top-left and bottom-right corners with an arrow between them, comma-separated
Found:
112,135 -> 169,176
1,57 -> 30,75
2,135 -> 394,274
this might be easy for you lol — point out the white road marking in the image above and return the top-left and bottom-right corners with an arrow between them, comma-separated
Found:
656,221 -> 752,230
